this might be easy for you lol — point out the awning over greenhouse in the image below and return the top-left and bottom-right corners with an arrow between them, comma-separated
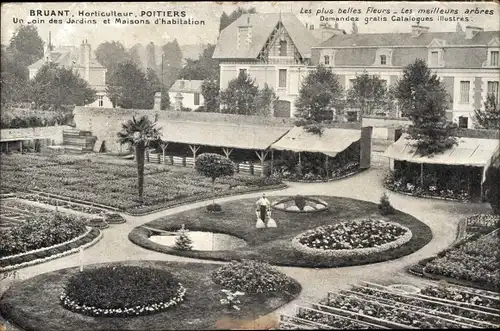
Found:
270,127 -> 361,157
384,134 -> 500,166
158,120 -> 291,150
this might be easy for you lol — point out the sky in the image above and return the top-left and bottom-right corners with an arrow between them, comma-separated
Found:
1,1 -> 498,48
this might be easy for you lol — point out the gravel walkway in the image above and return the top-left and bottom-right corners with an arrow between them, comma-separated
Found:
0,167 -> 493,330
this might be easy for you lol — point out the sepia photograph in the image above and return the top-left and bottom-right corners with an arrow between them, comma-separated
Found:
0,1 -> 499,330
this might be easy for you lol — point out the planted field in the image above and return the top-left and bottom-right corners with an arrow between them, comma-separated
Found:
281,282 -> 500,329
1,154 -> 282,213
0,199 -> 51,229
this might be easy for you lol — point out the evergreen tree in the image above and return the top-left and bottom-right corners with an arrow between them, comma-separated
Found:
28,62 -> 97,109
94,41 -> 130,81
146,42 -> 157,72
396,60 -> 457,156
219,71 -> 258,115
174,225 -> 193,251
161,39 -> 183,89
473,94 -> 500,130
129,43 -> 145,72
253,84 -> 278,117
219,7 -> 256,32
201,79 -> 220,113
179,44 -> 219,81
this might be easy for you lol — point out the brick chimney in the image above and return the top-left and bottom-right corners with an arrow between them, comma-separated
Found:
465,26 -> 483,39
80,40 -> 91,81
411,24 -> 429,37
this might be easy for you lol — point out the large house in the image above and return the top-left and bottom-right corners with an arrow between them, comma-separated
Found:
168,79 -> 204,111
214,14 -> 499,128
28,37 -> 112,108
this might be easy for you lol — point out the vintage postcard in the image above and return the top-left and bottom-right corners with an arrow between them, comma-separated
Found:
0,1 -> 499,330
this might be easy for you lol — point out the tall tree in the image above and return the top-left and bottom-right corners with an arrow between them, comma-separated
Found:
219,71 -> 258,115
253,84 -> 278,117
8,25 -> 44,67
129,43 -> 145,72
145,68 -> 170,110
1,46 -> 29,105
94,41 -> 130,80
179,44 -> 219,81
347,72 -> 388,116
161,39 -> 183,89
106,61 -> 155,109
201,79 -> 220,113
117,116 -> 162,203
145,42 -> 157,72
27,62 -> 96,109
397,60 -> 457,156
219,7 -> 256,32
473,94 -> 500,130
295,65 -> 344,122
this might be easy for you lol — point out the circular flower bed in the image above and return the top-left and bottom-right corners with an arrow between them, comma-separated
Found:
291,219 -> 412,258
272,195 -> 328,213
60,265 -> 185,317
212,260 -> 297,294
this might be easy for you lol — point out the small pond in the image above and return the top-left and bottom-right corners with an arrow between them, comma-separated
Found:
149,231 -> 247,251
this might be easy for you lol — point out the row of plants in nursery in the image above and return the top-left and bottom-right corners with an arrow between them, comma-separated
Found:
1,199 -> 51,216
423,230 -> 499,290
20,194 -> 109,215
283,281 -> 499,330
384,170 -> 471,201
1,153 -> 283,212
420,284 -> 500,311
0,213 -> 88,257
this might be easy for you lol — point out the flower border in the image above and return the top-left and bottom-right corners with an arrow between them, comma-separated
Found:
291,220 -> 413,258
60,283 -> 186,317
0,228 -> 102,272
271,197 -> 329,213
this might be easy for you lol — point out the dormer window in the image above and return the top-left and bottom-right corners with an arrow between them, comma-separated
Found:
430,51 -> 439,66
320,50 -> 335,66
279,40 -> 287,56
324,56 -> 330,65
380,55 -> 387,65
427,39 -> 446,67
374,49 -> 392,66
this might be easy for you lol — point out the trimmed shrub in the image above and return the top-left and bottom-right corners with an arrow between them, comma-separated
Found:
212,260 -> 295,294
174,230 -> 193,251
378,193 -> 395,215
294,195 -> 307,211
61,265 -> 185,316
0,213 -> 87,257
206,203 -> 222,212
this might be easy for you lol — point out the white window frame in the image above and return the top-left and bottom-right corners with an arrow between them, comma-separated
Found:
193,92 -> 200,106
278,68 -> 287,89
380,55 -> 387,65
487,81 -> 499,100
98,95 -> 104,107
374,49 -> 392,66
490,50 -> 499,66
459,81 -> 471,104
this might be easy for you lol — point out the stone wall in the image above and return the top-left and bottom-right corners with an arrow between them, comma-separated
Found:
0,125 -> 72,144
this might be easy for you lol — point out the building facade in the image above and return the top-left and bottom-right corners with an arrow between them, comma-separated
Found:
168,79 -> 205,111
28,38 -> 112,108
214,14 -> 499,127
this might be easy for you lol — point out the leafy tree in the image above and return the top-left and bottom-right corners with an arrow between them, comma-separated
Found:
253,84 -> 278,117
161,39 -> 183,89
396,60 -> 457,156
220,71 -> 258,115
106,61 -> 155,109
8,25 -> 44,67
201,79 -> 220,113
94,41 -> 130,80
27,62 -> 96,109
117,116 -> 162,202
473,94 -> 500,130
219,7 -> 256,32
295,65 -> 344,124
195,153 -> 235,206
1,46 -> 29,105
179,44 -> 219,81
484,164 -> 500,215
347,72 -> 388,116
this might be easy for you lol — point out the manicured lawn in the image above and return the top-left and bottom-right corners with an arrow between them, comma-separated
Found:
0,153 -> 283,214
129,196 -> 433,268
0,260 -> 301,331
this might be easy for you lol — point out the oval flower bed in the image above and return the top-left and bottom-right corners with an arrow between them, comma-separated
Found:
60,265 -> 186,317
291,219 -> 412,258
272,195 -> 329,213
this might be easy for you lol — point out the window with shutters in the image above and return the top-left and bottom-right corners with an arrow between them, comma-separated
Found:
460,81 -> 470,103
194,93 -> 200,106
278,69 -> 287,88
490,51 -> 499,66
487,81 -> 499,100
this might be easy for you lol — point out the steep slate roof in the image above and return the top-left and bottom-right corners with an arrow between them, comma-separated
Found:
158,120 -> 291,150
28,46 -> 105,70
384,133 -> 500,166
270,126 -> 361,157
315,31 -> 500,48
213,12 -> 318,59
169,80 -> 204,94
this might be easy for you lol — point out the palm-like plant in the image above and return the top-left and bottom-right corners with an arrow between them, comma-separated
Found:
117,116 -> 161,203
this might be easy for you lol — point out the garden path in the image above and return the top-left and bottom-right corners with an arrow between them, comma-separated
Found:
0,167 -> 493,329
